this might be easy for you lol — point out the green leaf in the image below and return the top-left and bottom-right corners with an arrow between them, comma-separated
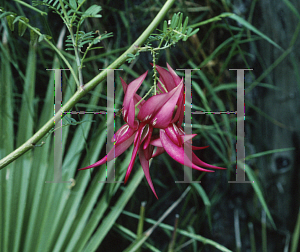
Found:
45,34 -> 52,40
178,12 -> 183,29
225,13 -> 284,51
283,0 -> 300,20
189,13 -> 283,51
291,208 -> 300,252
0,10 -> 15,19
18,17 -> 29,36
244,163 -> 276,229
6,14 -> 16,31
14,42 -> 37,252
186,27 -> 192,36
245,147 -> 295,160
191,183 -> 212,229
188,28 -> 199,37
83,4 -> 102,18
182,16 -> 188,33
170,13 -> 177,29
38,34 -> 45,42
163,20 -> 167,33
69,0 -> 77,10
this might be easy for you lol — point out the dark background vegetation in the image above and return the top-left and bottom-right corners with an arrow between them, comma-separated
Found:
1,0 -> 299,251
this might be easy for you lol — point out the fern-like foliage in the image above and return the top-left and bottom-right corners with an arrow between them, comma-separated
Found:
65,30 -> 113,51
148,12 -> 199,46
33,0 -> 112,57
0,6 -> 50,45
126,12 -> 199,63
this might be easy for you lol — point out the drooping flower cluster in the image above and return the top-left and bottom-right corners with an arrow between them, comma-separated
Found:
79,64 -> 225,198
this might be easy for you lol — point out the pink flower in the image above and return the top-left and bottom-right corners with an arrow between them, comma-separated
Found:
79,64 -> 225,198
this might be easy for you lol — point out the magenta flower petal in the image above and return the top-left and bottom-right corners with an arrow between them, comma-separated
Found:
140,124 -> 150,144
113,124 -> 137,144
120,77 -> 128,93
81,64 -> 225,198
150,81 -> 183,128
79,133 -> 136,170
176,106 -> 184,127
153,63 -> 182,92
179,133 -> 211,150
144,144 -> 154,161
124,123 -> 147,183
151,146 -> 165,158
160,129 -> 214,172
154,64 -> 176,92
127,98 -> 139,129
138,81 -> 183,128
139,146 -> 158,199
186,143 -> 210,150
180,133 -> 197,143
122,71 -> 148,127
143,125 -> 153,150
191,152 -> 226,170
191,145 -> 209,150
137,91 -> 174,123
121,77 -> 145,109
122,71 -> 147,107
171,91 -> 184,124
156,63 -> 184,124
166,63 -> 182,86
150,131 -> 209,151
165,123 -> 182,146
150,137 -> 163,147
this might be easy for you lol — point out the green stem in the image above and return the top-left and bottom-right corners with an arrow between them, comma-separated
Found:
135,86 -> 154,108
59,0 -> 84,87
0,0 -> 176,170
136,201 -> 146,252
13,0 -> 47,16
152,49 -> 157,95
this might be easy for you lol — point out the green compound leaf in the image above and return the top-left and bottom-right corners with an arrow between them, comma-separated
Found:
82,4 -> 102,18
69,0 -> 77,10
143,12 -> 199,51
6,14 -> 16,31
18,17 -> 29,37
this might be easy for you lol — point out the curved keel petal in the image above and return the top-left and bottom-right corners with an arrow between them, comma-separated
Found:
160,130 -> 214,172
139,146 -> 158,199
79,133 -> 136,170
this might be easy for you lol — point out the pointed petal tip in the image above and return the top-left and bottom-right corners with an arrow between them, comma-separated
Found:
194,167 -> 215,172
78,167 -> 91,171
124,175 -> 128,184
212,166 -> 227,170
139,146 -> 159,199
78,164 -> 99,170
142,70 -> 148,76
78,159 -> 106,170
